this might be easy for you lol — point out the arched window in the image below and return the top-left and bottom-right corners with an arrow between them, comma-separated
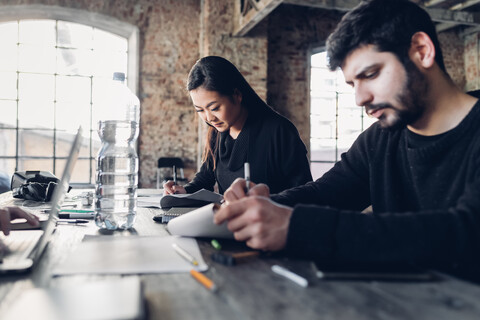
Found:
310,50 -> 376,180
0,5 -> 139,185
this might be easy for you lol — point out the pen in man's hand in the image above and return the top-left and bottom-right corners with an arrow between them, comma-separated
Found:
244,162 -> 250,193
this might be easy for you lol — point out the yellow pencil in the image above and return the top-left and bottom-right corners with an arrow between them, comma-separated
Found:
190,269 -> 217,292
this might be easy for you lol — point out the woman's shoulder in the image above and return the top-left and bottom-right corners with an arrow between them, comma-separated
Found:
254,106 -> 298,132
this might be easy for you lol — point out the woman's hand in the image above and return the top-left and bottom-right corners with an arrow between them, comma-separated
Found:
0,207 -> 40,236
163,180 -> 187,195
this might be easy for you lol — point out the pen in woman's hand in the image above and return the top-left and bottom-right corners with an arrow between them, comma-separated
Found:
173,165 -> 177,186
173,165 -> 178,194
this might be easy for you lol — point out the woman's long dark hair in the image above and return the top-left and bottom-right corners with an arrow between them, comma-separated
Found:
187,56 -> 269,169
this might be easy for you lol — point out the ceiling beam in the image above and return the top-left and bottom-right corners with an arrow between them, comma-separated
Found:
434,0 -> 480,32
233,0 -> 283,36
233,0 -> 480,37
424,0 -> 450,6
436,22 -> 457,32
427,7 -> 480,26
283,0 -> 357,11
284,0 -> 480,27
449,0 -> 480,10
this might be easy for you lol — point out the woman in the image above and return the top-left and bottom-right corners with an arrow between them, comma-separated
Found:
164,56 -> 312,195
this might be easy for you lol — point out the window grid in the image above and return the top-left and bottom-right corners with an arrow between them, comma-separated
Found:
310,51 -> 374,180
0,19 -> 128,184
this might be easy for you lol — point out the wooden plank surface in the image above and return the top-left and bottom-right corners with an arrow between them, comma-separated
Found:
1,190 -> 480,319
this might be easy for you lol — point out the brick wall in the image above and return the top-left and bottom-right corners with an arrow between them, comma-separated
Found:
464,33 -> 479,91
267,5 -> 467,155
0,0 -> 268,188
439,31 -> 466,90
267,5 -> 343,151
0,1 -> 471,187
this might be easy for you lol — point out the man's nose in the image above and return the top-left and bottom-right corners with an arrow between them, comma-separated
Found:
355,83 -> 373,107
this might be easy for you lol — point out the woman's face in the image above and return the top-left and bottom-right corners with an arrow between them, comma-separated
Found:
190,87 -> 246,135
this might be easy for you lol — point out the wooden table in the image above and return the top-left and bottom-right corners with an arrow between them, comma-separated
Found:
1,190 -> 480,320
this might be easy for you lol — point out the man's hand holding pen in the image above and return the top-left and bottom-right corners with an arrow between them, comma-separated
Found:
215,178 -> 293,252
222,178 -> 269,203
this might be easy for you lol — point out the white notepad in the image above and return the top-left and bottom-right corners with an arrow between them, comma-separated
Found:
53,235 -> 207,276
4,277 -> 144,320
167,203 -> 234,239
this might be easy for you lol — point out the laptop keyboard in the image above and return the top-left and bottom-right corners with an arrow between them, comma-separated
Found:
0,231 -> 43,263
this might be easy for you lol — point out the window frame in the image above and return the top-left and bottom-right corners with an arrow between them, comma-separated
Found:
309,47 -> 373,180
0,5 -> 139,185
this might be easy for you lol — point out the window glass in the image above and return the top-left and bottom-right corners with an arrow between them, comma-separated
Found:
0,100 -> 17,128
0,18 -> 129,184
310,51 -> 375,180
57,48 -> 94,76
56,75 -> 91,103
0,44 -> 18,71
0,21 -> 18,44
18,43 -> 56,73
18,129 -> 54,157
57,21 -> 94,49
0,129 -> 16,157
19,20 -> 56,45
0,72 -> 17,100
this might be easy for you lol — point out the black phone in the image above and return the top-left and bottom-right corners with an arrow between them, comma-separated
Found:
152,214 -> 163,223
312,261 -> 436,281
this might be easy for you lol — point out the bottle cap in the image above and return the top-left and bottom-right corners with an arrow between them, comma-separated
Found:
113,72 -> 125,81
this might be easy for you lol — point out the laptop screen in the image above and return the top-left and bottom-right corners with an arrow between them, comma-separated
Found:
32,127 -> 82,262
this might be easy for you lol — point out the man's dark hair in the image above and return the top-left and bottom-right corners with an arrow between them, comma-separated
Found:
326,0 -> 446,72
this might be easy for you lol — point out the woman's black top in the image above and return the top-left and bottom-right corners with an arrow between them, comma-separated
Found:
184,106 -> 312,194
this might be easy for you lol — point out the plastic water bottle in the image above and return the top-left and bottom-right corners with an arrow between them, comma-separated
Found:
95,72 -> 140,230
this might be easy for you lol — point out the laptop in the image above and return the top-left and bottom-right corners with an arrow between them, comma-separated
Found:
0,127 -> 82,274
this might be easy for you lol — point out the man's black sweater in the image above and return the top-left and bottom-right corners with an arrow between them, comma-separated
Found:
272,101 -> 480,282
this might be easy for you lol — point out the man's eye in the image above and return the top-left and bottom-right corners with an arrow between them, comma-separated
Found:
211,106 -> 219,111
365,71 -> 378,79
195,109 -> 203,113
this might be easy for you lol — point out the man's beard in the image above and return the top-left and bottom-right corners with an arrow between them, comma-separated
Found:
366,60 -> 428,130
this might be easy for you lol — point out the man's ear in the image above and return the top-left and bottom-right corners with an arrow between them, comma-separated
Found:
409,32 -> 436,69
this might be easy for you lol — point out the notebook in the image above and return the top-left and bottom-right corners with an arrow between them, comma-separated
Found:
167,203 -> 234,239
160,188 -> 223,208
153,207 -> 197,224
0,127 -> 82,274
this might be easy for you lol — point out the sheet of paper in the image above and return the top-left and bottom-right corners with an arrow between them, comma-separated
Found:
53,235 -> 207,276
137,195 -> 162,208
160,188 -> 223,208
137,188 -> 163,197
167,203 -> 234,239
